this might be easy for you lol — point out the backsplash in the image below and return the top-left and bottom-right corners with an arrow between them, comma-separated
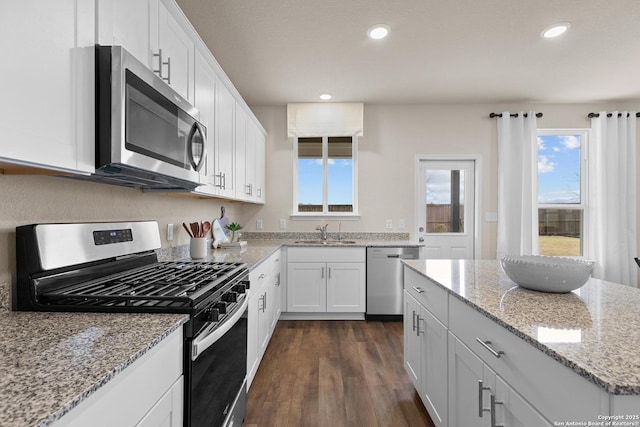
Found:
241,231 -> 411,240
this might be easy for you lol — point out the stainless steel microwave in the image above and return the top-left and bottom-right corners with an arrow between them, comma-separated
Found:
94,45 -> 206,190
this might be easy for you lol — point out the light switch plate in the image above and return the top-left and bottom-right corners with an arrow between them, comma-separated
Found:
386,219 -> 393,229
279,219 -> 286,229
485,212 -> 498,222
256,219 -> 263,229
398,219 -> 405,229
166,224 -> 173,241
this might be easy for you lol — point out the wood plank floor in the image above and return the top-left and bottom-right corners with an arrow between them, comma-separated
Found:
243,320 -> 435,427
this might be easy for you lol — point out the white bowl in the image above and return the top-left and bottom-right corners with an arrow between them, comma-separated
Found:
500,255 -> 593,293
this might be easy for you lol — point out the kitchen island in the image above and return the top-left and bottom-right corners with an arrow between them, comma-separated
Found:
403,259 -> 640,426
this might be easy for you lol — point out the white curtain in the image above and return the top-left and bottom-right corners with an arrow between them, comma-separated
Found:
287,103 -> 364,137
496,112 -> 539,259
587,112 -> 637,287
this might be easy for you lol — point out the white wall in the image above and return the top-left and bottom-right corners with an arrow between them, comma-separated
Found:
243,102 -> 640,259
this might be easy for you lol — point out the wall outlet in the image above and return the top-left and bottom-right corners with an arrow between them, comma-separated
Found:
256,219 -> 263,229
386,219 -> 393,229
398,219 -> 405,229
166,224 -> 173,241
485,212 -> 498,222
279,219 -> 286,229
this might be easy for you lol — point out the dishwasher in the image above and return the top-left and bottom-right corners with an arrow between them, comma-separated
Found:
366,246 -> 420,320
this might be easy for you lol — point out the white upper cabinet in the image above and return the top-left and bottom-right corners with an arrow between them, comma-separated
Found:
193,49 -> 216,184
153,0 -> 195,102
234,103 -> 248,200
99,0 -> 195,102
214,79 -> 237,198
0,0 -> 95,174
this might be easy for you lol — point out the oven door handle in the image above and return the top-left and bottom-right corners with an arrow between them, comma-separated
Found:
192,298 -> 248,361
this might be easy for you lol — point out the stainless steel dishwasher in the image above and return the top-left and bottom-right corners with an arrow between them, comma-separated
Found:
366,246 -> 420,320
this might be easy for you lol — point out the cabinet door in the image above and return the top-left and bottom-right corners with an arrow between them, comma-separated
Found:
247,290 -> 260,389
271,269 -> 282,330
155,0 -> 194,102
215,79 -> 236,197
257,285 -> 271,355
326,262 -> 365,312
287,263 -> 326,312
403,291 -> 421,391
104,0 -> 152,67
255,130 -> 266,204
136,376 -> 183,427
244,122 -> 257,201
193,49 -> 216,184
234,104 -> 248,200
448,334 -> 491,427
0,0 -> 94,174
421,308 -> 448,427
495,376 -> 552,427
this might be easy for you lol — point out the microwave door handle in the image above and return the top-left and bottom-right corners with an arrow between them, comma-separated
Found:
187,121 -> 206,172
191,297 -> 247,361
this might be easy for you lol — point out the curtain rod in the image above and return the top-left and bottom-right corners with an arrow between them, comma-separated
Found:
489,112 -> 543,118
587,112 -> 640,118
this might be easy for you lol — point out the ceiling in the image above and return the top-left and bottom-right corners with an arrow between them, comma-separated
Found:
176,0 -> 640,106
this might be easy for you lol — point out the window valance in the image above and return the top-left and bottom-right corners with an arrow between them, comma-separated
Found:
287,103 -> 364,138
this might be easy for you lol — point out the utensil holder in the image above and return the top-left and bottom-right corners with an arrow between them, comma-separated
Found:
190,237 -> 208,259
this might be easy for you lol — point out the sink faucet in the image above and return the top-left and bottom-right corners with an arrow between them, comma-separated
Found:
316,224 -> 328,241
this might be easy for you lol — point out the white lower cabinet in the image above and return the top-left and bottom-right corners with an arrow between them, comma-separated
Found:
404,291 -> 448,427
247,250 -> 281,389
286,248 -> 366,314
55,328 -> 183,427
448,334 -> 550,427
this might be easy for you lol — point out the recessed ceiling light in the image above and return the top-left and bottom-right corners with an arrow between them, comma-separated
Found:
541,22 -> 571,39
367,24 -> 390,40
319,93 -> 332,100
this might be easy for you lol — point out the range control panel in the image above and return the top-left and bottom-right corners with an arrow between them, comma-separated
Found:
93,229 -> 134,245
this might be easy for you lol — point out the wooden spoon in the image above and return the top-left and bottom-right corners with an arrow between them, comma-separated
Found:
201,221 -> 211,237
182,222 -> 193,238
190,222 -> 200,238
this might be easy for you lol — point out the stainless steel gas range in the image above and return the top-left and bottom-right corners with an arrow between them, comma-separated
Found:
15,221 -> 249,427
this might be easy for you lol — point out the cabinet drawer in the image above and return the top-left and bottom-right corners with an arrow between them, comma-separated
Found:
287,247 -> 365,263
250,250 -> 281,293
449,297 -> 608,422
404,267 -> 448,326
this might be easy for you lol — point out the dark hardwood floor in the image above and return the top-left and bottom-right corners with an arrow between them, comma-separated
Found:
243,320 -> 435,427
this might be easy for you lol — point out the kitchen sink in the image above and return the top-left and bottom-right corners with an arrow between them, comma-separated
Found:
293,240 -> 357,245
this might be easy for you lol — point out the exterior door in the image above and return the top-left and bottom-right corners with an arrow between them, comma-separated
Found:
417,158 -> 475,259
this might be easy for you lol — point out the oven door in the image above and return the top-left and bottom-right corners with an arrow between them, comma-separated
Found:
186,298 -> 248,427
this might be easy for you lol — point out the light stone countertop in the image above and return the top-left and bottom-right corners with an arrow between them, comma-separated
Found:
402,259 -> 640,395
0,309 -> 187,427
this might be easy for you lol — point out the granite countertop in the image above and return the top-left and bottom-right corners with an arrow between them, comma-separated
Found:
403,259 -> 640,395
0,309 -> 187,427
160,237 -> 422,269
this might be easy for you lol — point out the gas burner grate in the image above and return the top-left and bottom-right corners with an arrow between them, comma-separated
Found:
38,261 -> 247,309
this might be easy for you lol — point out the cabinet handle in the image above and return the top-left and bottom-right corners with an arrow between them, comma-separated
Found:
411,310 -> 417,332
222,173 -> 226,190
490,394 -> 504,427
153,49 -> 164,77
321,267 -> 325,278
476,338 -> 505,358
215,173 -> 224,188
275,272 -> 280,287
246,184 -> 253,195
478,380 -> 491,417
165,56 -> 171,84
263,292 -> 267,312
257,188 -> 262,197
328,267 -> 332,279
416,314 -> 423,336
412,286 -> 424,294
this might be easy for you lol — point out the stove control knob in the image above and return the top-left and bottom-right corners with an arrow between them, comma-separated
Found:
214,301 -> 228,314
222,291 -> 238,302
205,308 -> 220,322
232,284 -> 246,294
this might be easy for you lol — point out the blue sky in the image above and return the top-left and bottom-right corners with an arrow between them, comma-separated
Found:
298,159 -> 353,204
537,134 -> 581,204
426,170 -> 465,205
